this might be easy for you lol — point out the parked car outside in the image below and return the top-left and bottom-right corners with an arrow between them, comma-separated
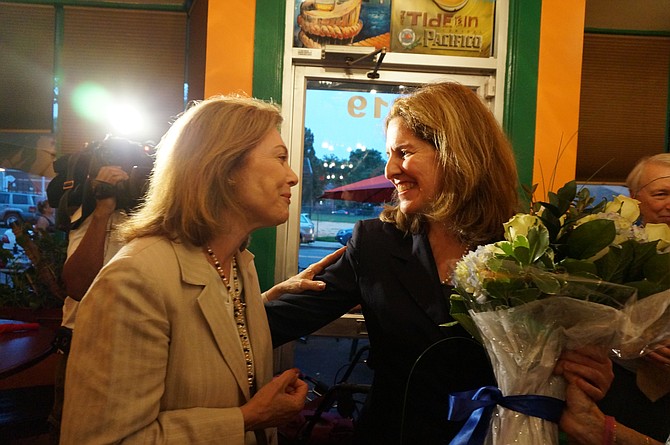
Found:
300,213 -> 315,243
331,209 -> 349,215
336,228 -> 353,246
0,192 -> 40,226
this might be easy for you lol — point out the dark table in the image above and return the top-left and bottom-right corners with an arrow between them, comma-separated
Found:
0,319 -> 55,379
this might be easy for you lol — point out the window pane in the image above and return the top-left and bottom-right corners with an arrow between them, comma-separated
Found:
59,7 -> 187,153
577,34 -> 670,183
299,80 -> 404,271
0,4 -> 55,130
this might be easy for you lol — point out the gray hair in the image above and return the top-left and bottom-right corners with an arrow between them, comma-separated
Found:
626,153 -> 670,196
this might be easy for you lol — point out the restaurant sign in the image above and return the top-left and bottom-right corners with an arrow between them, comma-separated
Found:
390,0 -> 495,57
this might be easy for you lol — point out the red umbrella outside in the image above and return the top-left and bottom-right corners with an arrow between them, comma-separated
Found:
319,174 -> 395,203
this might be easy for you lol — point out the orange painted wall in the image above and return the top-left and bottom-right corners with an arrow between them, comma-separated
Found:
204,2 -> 256,97
533,1 -> 586,197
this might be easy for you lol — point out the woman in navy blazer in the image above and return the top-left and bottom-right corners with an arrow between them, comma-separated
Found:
266,82 -> 520,444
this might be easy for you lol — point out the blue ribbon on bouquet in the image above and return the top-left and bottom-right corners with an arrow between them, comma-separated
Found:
447,386 -> 565,445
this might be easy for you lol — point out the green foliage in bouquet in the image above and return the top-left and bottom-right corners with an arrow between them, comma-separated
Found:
448,181 -> 670,338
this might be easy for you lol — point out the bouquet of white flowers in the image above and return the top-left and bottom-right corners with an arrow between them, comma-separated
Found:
447,181 -> 670,445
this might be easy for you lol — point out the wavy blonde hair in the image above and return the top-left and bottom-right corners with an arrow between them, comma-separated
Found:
379,82 -> 519,246
119,94 -> 282,246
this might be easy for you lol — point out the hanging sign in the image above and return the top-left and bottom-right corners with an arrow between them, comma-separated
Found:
390,0 -> 495,57
293,0 -> 391,49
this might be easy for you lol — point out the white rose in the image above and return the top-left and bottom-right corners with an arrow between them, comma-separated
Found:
504,214 -> 545,242
644,223 -> 670,251
605,195 -> 640,223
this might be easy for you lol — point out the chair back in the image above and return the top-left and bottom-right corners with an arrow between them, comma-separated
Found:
400,337 -> 496,445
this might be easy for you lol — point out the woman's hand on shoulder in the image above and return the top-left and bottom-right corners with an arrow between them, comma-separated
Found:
263,246 -> 346,301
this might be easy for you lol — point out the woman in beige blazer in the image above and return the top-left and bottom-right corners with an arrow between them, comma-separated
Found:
60,95 -> 324,444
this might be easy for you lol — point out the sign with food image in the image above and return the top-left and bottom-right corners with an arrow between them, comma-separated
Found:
293,0 -> 391,50
390,0 -> 495,57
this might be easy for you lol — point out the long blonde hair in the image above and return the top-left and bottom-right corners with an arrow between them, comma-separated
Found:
380,82 -> 519,246
119,94 -> 283,246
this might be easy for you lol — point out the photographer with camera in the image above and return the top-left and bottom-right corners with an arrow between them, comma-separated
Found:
48,138 -> 148,444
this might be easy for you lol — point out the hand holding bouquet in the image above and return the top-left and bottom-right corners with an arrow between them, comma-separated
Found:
447,181 -> 670,445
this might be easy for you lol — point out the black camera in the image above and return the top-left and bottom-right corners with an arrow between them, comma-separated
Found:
87,137 -> 155,210
47,136 -> 155,231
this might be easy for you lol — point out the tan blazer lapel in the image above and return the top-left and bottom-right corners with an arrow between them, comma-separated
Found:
174,242 -> 252,399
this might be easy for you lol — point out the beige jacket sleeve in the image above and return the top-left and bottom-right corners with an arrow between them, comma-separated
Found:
60,237 -> 275,445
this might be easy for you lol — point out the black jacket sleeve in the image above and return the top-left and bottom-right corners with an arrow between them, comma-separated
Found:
265,221 -> 366,347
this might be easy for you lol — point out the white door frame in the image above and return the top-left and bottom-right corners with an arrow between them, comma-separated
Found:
276,67 -> 496,282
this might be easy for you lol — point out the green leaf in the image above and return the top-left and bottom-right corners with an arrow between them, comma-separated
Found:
567,219 -> 616,259
642,252 -> 670,288
557,180 -> 577,201
538,252 -> 556,270
539,201 -> 562,219
546,193 -> 563,216
560,258 -> 598,276
623,280 -> 664,299
529,272 -> 562,294
483,280 -> 513,300
559,276 -> 635,306
556,180 -> 577,214
512,235 -> 530,249
507,288 -> 543,306
513,245 -> 531,265
521,183 -> 537,204
538,208 -> 562,243
498,241 -> 515,257
623,240 -> 659,282
527,226 -> 550,263
448,294 -> 482,343
448,313 -> 482,343
595,243 -> 634,283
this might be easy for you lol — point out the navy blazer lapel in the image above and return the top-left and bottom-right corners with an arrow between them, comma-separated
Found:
388,232 -> 451,327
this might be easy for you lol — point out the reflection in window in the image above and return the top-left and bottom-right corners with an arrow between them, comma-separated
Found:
299,81 -> 405,263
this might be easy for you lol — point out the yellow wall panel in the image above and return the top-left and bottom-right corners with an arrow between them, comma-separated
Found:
533,1 -> 586,196
204,1 -> 256,97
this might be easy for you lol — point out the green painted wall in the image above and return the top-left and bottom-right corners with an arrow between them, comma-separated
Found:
250,0 -> 286,291
503,0 -> 542,194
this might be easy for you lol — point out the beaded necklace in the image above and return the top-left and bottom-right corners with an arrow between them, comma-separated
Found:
205,246 -> 255,391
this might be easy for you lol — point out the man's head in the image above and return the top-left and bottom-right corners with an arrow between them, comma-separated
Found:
626,153 -> 670,225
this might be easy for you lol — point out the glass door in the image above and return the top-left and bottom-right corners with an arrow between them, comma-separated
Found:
280,67 -> 494,278
276,67 -> 494,378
